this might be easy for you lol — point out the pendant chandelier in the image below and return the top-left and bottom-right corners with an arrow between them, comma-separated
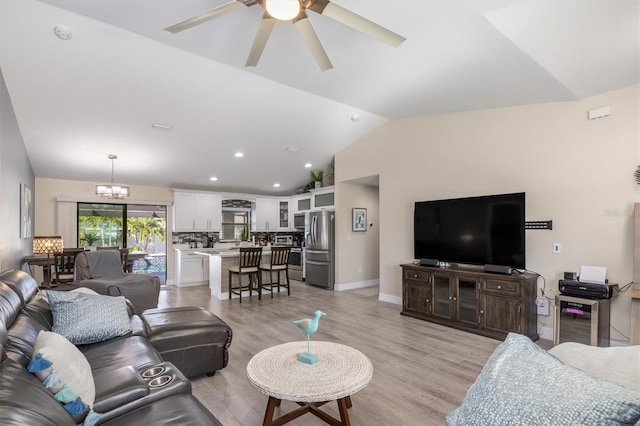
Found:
96,154 -> 130,199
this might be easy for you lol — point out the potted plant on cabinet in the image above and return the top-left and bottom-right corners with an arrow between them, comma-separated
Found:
310,170 -> 324,189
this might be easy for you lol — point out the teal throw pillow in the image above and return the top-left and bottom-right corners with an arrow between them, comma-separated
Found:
47,291 -> 132,345
446,333 -> 640,425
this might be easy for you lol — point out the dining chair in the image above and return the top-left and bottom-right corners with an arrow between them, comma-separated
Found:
228,247 -> 263,303
53,248 -> 86,284
259,247 -> 291,298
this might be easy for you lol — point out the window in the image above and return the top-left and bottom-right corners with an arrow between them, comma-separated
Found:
77,203 -> 167,284
77,203 -> 124,248
221,209 -> 250,241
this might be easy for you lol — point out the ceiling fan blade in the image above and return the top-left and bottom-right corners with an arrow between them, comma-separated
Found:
164,1 -> 249,33
294,14 -> 333,71
307,0 -> 406,48
246,15 -> 277,67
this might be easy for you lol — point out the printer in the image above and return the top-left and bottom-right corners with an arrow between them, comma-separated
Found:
558,279 -> 613,299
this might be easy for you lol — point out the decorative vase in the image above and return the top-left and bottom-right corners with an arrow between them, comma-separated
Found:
314,181 -> 322,189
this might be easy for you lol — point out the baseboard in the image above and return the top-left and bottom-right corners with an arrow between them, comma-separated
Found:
334,279 -> 379,292
165,279 -> 174,286
379,293 -> 402,305
175,281 -> 208,288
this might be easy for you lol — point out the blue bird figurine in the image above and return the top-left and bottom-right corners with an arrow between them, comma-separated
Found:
293,310 -> 326,364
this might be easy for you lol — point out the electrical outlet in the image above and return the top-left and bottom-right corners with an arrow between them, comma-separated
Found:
536,298 -> 550,316
553,243 -> 561,254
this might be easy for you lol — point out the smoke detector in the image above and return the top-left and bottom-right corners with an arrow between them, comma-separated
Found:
53,25 -> 72,41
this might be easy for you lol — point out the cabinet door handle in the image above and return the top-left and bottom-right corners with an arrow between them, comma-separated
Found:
453,297 -> 457,301
426,299 -> 430,303
414,274 -> 418,278
497,285 -> 502,289
193,220 -> 195,229
449,296 -> 452,300
480,310 -> 484,314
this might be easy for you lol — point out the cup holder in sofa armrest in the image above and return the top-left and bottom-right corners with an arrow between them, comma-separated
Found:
142,366 -> 166,378
93,365 -> 149,413
148,375 -> 172,387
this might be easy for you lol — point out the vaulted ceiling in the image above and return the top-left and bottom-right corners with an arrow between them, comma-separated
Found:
1,0 -> 637,195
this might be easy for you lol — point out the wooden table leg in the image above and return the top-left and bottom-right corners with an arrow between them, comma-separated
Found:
263,396 -> 354,426
263,396 -> 280,426
337,397 -> 351,426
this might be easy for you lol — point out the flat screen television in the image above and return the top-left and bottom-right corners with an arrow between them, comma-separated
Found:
414,192 -> 525,269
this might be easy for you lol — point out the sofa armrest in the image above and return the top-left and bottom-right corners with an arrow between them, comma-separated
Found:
92,362 -> 191,424
548,342 -> 640,391
93,366 -> 148,413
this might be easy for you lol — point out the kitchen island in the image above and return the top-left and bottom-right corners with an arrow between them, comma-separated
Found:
194,247 -> 273,300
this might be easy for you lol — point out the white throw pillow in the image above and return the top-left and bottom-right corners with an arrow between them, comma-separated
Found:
31,330 -> 96,407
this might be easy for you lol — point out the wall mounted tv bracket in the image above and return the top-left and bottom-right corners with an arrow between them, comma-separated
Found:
525,221 -> 552,230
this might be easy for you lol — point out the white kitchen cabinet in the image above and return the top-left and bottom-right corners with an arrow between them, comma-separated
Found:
173,191 -> 221,231
254,197 -> 279,231
195,193 -> 222,231
174,250 -> 209,287
310,186 -> 334,210
291,195 -> 312,214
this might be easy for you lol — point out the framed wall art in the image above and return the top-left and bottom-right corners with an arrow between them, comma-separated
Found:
352,208 -> 367,232
21,183 -> 32,238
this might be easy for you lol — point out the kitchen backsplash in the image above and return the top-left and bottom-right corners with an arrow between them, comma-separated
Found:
172,231 -> 303,248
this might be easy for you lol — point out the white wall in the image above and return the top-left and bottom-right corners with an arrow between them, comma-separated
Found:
335,85 -> 640,344
0,69 -> 35,270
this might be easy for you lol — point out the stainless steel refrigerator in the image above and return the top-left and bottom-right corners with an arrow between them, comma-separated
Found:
305,210 -> 335,289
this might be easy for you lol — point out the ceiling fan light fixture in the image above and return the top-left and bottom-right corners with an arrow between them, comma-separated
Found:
265,0 -> 300,20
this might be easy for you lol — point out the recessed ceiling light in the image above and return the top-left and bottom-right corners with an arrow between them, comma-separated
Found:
210,177 -> 218,181
152,123 -> 173,131
285,147 -> 300,153
351,114 -> 360,121
235,152 -> 244,158
53,25 -> 72,40
305,163 -> 312,168
273,183 -> 280,188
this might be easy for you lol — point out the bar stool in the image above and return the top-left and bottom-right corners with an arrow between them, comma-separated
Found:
259,246 -> 291,298
229,247 -> 263,303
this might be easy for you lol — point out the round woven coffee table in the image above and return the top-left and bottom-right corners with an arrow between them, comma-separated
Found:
247,341 -> 373,426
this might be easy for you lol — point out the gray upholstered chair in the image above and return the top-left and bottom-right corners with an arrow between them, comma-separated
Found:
72,250 -> 160,313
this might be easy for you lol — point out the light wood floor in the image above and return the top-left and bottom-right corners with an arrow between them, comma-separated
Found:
158,281 -> 549,425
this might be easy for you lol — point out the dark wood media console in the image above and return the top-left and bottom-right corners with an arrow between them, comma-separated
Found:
400,264 -> 539,341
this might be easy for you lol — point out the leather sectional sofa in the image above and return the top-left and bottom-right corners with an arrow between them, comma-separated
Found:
0,269 -> 229,425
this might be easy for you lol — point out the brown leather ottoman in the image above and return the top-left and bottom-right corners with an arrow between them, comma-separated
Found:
140,307 -> 232,378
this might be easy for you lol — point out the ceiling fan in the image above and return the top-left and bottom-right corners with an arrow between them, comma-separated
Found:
164,0 -> 406,71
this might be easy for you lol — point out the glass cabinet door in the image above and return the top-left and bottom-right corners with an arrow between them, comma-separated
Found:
457,278 -> 479,324
279,201 -> 289,228
432,275 -> 452,318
